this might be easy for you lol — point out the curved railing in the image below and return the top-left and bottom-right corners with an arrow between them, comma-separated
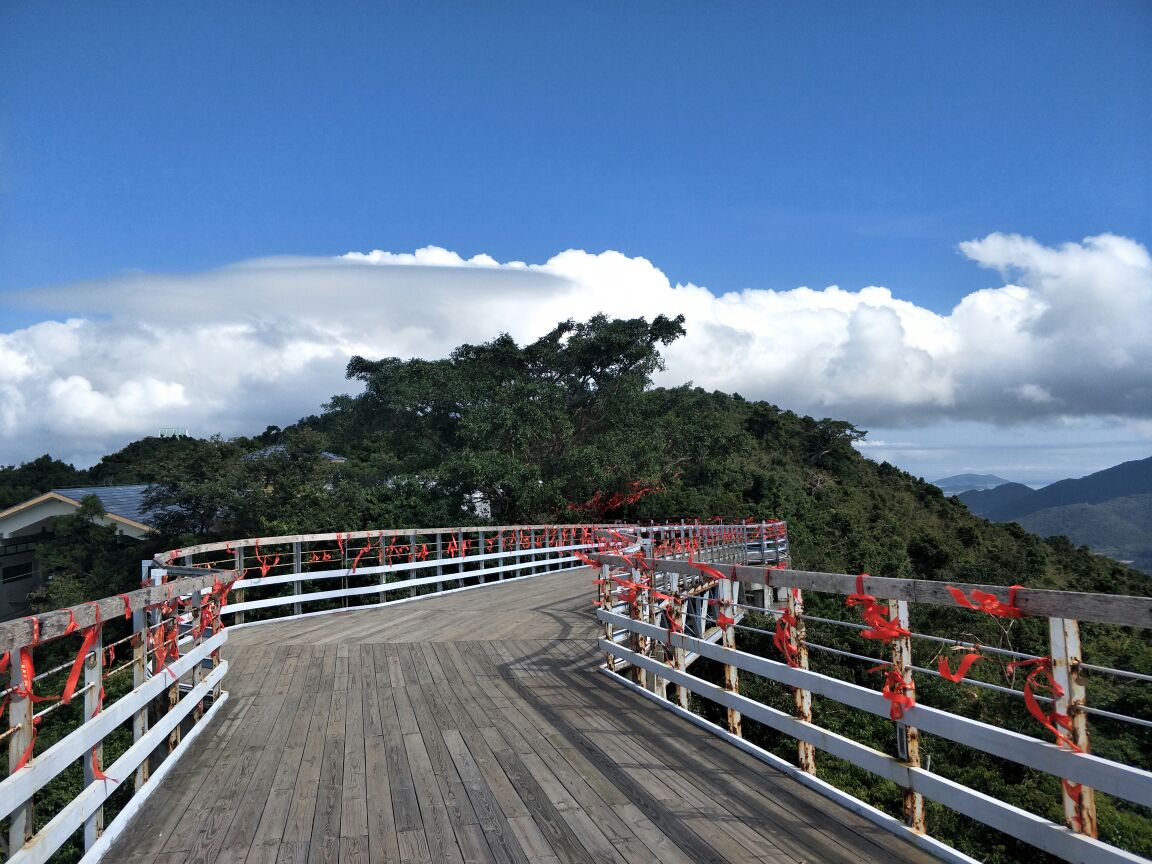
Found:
0,520 -> 781,864
6,516 -> 1151,863
592,551 -> 1152,864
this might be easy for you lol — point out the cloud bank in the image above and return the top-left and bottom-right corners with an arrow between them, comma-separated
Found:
2,233 -> 1150,467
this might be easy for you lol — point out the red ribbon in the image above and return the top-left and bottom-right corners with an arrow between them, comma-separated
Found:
1006,657 -> 1082,752
350,541 -> 371,574
946,585 -> 1024,619
61,605 -> 102,704
117,594 -> 132,620
689,556 -> 730,582
868,665 -> 916,720
773,609 -> 801,668
573,550 -> 601,568
845,575 -> 910,644
937,650 -> 985,683
91,748 -> 116,783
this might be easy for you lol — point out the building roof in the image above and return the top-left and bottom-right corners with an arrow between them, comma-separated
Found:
0,485 -> 155,538
51,485 -> 154,525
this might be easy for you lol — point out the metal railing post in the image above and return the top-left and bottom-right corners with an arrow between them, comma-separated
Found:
436,532 -> 444,591
133,561 -> 151,792
190,586 -> 204,724
600,564 -> 614,672
628,562 -> 646,689
292,541 -> 303,617
498,530 -> 505,580
1050,616 -> 1097,837
83,626 -> 105,850
232,545 -> 245,625
8,640 -> 34,851
789,588 -> 817,773
889,598 -> 924,832
671,597 -> 689,711
722,575 -> 742,737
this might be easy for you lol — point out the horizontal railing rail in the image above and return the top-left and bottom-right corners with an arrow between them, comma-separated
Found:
591,551 -> 1152,864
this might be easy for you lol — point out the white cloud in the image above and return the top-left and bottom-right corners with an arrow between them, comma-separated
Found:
1,232 -> 1150,467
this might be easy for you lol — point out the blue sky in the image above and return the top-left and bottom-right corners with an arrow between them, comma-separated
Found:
1,2 -> 1150,484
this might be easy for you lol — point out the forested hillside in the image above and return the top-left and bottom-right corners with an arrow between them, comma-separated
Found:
958,458 -> 1152,575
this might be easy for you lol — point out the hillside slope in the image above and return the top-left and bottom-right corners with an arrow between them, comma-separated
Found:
1016,493 -> 1152,573
957,481 -> 1034,517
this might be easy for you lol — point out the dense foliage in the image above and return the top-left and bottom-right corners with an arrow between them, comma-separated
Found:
2,314 -> 1148,862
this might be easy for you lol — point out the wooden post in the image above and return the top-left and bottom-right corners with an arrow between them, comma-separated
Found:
478,530 -> 486,584
889,598 -> 925,832
8,643 -> 34,852
83,626 -> 105,850
789,588 -> 817,773
1050,616 -> 1097,837
721,575 -> 742,737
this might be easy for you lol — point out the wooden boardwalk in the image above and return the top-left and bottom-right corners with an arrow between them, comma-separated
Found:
109,570 -> 939,864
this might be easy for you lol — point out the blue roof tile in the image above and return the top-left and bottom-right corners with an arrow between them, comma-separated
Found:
51,485 -> 153,525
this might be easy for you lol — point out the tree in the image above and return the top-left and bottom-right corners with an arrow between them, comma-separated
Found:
336,314 -> 686,521
30,496 -> 142,611
0,455 -> 88,509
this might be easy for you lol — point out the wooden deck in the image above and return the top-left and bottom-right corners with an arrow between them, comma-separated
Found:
109,570 -> 939,864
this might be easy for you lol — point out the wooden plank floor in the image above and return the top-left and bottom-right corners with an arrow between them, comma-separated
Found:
109,570 -> 939,864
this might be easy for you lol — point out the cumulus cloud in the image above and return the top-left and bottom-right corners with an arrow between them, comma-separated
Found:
1,232 -> 1150,466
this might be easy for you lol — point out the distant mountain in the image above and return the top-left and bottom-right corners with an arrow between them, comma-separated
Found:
958,456 -> 1152,575
986,455 -> 1152,522
932,473 -> 1015,495
957,482 -> 1034,518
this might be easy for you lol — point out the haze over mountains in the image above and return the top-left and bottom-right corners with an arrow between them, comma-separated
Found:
931,474 -> 1016,496
945,456 -> 1152,574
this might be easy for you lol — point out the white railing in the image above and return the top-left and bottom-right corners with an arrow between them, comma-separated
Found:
0,569 -> 230,864
593,553 -> 1152,864
0,520 -> 778,863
